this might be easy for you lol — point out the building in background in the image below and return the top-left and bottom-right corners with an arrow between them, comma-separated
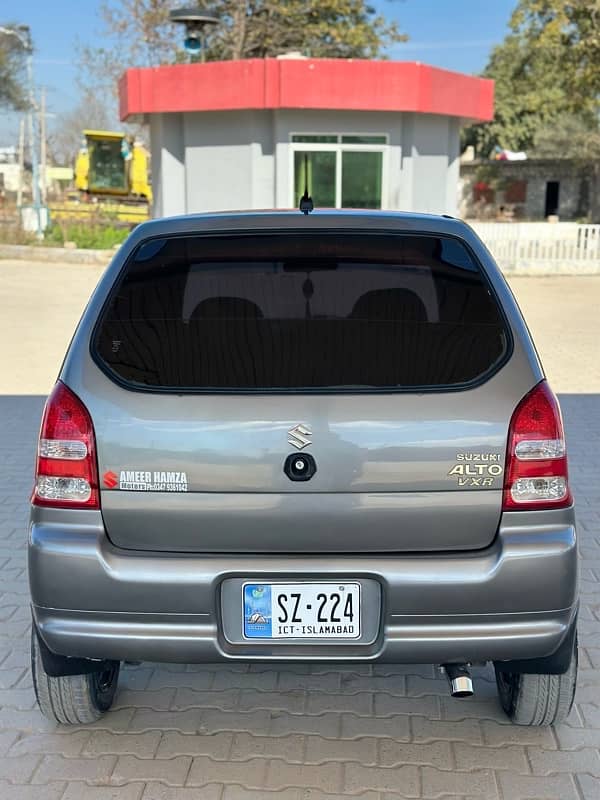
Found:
460,159 -> 590,221
0,145 -> 73,202
0,146 -> 20,196
119,57 -> 493,218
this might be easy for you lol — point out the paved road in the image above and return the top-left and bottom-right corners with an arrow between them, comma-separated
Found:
1,261 -> 599,799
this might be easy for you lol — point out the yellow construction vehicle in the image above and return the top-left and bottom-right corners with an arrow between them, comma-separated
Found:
51,130 -> 152,224
74,130 -> 152,200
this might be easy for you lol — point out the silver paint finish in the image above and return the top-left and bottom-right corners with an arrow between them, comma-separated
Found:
99,488 -> 503,552
58,211 -> 542,554
29,503 -> 578,662
33,603 -> 574,664
29,504 -> 578,616
28,210 -> 576,666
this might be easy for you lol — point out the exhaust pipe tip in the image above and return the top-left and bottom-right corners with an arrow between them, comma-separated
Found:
449,674 -> 474,698
442,664 -> 474,698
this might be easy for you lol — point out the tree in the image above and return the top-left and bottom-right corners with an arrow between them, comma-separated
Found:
48,90 -> 115,167
464,0 -> 600,157
0,24 -> 28,111
205,0 -> 407,60
79,0 -> 406,105
78,1 -> 180,107
533,113 -> 600,221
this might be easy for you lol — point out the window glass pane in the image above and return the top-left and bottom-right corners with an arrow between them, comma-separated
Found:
88,139 -> 127,192
95,234 -> 508,391
294,151 -> 336,208
341,151 -> 382,209
291,135 -> 338,143
341,135 -> 386,144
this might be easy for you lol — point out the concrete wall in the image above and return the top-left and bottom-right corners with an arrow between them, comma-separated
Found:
0,163 -> 21,193
150,113 -> 186,218
150,109 -> 461,217
399,114 -> 460,215
460,160 -> 588,221
183,111 -> 274,212
523,175 -> 582,220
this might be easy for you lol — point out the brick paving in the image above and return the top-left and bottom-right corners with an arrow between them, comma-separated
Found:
0,261 -> 599,798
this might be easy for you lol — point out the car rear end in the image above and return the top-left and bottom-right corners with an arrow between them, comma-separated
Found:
28,211 -> 578,724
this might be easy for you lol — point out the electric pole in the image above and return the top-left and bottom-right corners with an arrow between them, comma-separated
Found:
0,25 -> 43,236
17,119 -> 25,208
40,87 -> 47,204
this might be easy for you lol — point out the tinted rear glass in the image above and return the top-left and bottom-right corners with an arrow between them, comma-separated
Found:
94,233 -> 509,391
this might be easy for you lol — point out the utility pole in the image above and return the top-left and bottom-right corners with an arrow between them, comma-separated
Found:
0,25 -> 43,237
16,118 -> 25,208
39,87 -> 47,204
26,42 -> 43,237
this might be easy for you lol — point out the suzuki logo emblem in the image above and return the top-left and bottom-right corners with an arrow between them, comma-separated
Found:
288,423 -> 312,450
103,470 -> 118,489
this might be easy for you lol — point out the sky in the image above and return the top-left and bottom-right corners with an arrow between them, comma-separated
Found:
0,0 -> 517,144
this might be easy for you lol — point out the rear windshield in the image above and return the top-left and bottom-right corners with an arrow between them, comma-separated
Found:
94,233 -> 509,391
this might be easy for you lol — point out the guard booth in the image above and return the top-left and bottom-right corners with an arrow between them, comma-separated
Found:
119,57 -> 494,217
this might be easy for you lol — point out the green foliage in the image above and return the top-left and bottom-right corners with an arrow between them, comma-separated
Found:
79,0 -> 406,105
0,23 -> 28,111
464,0 -> 600,157
205,0 -> 407,60
533,114 -> 600,162
44,222 -> 130,250
533,113 -> 600,221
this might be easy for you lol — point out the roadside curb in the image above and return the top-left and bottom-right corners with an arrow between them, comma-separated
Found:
0,243 -> 114,265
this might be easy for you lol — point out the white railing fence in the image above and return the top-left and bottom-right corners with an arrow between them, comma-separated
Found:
468,222 -> 600,274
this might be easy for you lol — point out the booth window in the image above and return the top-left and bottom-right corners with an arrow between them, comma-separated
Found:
291,134 -> 386,209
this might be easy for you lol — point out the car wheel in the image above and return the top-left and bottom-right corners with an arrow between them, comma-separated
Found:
494,635 -> 578,726
31,629 -> 120,724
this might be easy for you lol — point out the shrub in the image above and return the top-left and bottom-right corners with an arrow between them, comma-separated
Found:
44,222 -> 131,250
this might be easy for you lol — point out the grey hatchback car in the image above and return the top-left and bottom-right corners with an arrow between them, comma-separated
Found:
29,211 -> 578,726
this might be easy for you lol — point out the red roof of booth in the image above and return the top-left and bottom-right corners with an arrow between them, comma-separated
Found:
119,58 -> 494,122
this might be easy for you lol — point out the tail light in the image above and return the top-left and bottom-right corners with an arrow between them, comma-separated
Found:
32,381 -> 99,509
503,380 -> 571,511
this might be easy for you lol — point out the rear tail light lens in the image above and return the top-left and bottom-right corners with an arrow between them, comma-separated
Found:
32,381 -> 99,509
503,380 -> 571,511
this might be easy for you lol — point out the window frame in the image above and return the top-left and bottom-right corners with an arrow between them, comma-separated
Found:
90,229 -> 514,396
289,133 -> 389,209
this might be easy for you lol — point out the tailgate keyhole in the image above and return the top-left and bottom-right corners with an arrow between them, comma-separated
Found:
284,453 -> 317,482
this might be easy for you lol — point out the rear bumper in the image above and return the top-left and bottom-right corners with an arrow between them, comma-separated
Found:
32,605 -> 577,665
29,506 -> 578,664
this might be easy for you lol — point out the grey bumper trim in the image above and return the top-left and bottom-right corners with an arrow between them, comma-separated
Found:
33,605 -> 575,664
29,507 -> 578,664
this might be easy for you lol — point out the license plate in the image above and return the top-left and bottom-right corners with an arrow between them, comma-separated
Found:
243,582 -> 361,640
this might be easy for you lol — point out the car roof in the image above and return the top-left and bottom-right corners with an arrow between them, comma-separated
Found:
124,209 -> 474,248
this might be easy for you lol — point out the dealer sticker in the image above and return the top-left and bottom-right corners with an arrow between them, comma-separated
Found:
103,470 -> 188,492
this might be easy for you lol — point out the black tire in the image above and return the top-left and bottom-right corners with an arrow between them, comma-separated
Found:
31,629 -> 120,724
494,635 -> 578,726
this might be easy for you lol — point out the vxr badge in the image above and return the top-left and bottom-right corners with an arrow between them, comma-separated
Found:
288,423 -> 312,450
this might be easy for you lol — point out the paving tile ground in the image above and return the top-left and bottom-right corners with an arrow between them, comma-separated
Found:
0,260 -> 599,798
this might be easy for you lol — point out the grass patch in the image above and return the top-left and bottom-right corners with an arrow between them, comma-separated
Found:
45,222 -> 131,249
